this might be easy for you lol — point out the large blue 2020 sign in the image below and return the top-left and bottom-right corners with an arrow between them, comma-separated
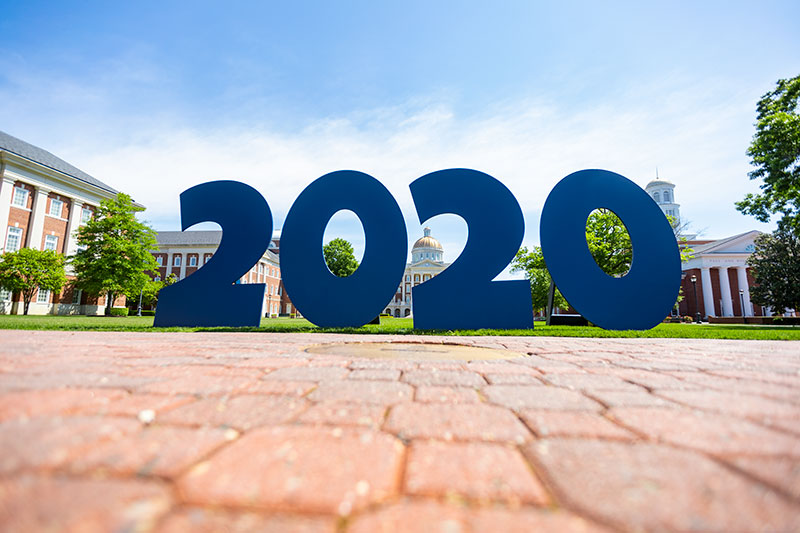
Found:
154,169 -> 681,330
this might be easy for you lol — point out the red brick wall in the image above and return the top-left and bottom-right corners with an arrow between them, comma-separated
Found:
746,268 -> 763,316
42,206 -> 68,253
709,269 -> 721,316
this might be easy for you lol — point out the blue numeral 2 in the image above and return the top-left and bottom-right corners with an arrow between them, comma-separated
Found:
154,180 -> 273,327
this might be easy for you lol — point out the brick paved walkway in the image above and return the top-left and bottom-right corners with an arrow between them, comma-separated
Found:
0,330 -> 798,532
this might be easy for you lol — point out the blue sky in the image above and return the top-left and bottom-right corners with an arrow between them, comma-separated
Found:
2,1 -> 799,269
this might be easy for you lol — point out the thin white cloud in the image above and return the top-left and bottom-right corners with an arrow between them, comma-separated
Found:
1,67 -> 777,277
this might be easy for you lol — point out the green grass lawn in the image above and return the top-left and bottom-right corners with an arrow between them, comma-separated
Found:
0,315 -> 798,340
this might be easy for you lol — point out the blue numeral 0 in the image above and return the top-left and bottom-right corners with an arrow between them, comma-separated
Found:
280,170 -> 408,327
154,181 -> 272,327
410,169 -> 533,330
540,169 -> 681,330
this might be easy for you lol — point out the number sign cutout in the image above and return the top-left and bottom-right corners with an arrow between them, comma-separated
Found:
280,170 -> 408,327
154,180 -> 272,327
410,169 -> 533,330
540,169 -> 681,330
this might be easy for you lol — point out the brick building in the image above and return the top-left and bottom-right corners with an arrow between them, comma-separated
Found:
0,131 -> 126,315
677,231 -> 769,319
644,177 -> 790,319
154,231 -> 293,316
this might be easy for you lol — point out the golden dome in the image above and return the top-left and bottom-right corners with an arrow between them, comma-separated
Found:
412,227 -> 442,250
645,179 -> 674,189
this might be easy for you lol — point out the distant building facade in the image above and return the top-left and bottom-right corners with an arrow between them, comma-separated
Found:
384,227 -> 449,318
0,131 -> 126,315
644,177 -> 791,318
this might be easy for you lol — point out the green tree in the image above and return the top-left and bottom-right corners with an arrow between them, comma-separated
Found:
71,193 -> 159,315
736,74 -> 800,233
746,227 -> 800,315
585,209 -> 633,276
0,248 -> 67,315
510,246 -> 569,314
323,238 -> 359,277
125,273 -> 177,310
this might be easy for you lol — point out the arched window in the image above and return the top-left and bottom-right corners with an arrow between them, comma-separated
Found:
653,192 -> 661,202
423,274 -> 431,281
394,309 -> 400,317
663,190 -> 671,202
414,274 -> 420,282
404,309 -> 411,317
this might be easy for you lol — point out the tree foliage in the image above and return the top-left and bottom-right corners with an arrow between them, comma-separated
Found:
0,248 -> 67,315
323,238 -> 359,277
125,273 -> 177,309
71,193 -> 159,314
747,227 -> 800,314
585,209 -> 632,277
736,74 -> 800,232
510,246 -> 569,313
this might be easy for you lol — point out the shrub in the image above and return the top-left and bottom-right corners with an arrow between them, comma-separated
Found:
141,310 -> 155,316
109,307 -> 129,317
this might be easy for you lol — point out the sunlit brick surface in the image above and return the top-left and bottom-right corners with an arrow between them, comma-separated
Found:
1,330 -> 798,531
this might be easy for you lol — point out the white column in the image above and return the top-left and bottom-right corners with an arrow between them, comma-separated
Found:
718,267 -> 734,317
701,267 -> 715,318
736,266 -> 753,316
179,253 -> 186,279
64,199 -> 83,257
0,176 -> 15,252
26,186 -> 50,250
166,251 -> 173,279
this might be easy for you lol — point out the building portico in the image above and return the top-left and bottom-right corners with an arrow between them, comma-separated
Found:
679,231 -> 763,319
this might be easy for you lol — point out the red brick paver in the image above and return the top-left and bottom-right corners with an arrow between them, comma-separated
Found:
0,330 -> 798,532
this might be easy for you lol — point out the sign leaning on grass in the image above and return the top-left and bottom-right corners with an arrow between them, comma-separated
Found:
154,169 -> 681,330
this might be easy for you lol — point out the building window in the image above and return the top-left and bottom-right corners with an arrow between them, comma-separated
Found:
189,256 -> 197,266
663,190 -> 671,202
72,288 -> 82,305
156,256 -> 163,266
44,235 -> 58,251
173,255 -> 181,266
37,288 -> 51,304
12,187 -> 28,207
154,275 -> 161,281
81,207 -> 92,223
423,274 -> 431,281
0,288 -> 10,302
5,227 -> 23,252
405,275 -> 410,281
48,198 -> 63,217
653,192 -> 660,202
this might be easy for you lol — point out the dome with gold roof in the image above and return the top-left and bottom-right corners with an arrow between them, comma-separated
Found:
412,227 -> 444,263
